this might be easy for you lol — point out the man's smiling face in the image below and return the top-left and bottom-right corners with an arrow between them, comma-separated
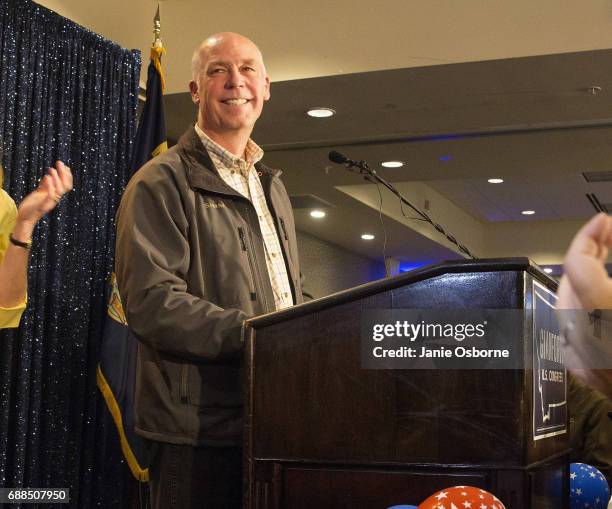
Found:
190,33 -> 270,140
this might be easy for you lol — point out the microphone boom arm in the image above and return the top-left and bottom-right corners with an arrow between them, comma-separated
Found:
334,156 -> 477,260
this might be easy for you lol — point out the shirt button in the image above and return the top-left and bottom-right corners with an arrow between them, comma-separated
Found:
272,253 -> 276,258
283,293 -> 288,297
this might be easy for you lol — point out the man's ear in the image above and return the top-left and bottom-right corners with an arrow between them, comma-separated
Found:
263,75 -> 271,101
189,80 -> 199,103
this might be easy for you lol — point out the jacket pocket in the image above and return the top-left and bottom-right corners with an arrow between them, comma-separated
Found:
238,226 -> 258,302
278,216 -> 299,290
278,217 -> 295,266
279,217 -> 289,241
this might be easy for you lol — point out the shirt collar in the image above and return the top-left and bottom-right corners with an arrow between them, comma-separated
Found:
194,124 -> 264,171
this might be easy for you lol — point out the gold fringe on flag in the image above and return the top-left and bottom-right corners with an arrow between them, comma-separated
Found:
150,45 -> 167,94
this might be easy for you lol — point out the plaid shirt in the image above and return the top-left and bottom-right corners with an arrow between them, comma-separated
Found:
194,125 -> 294,310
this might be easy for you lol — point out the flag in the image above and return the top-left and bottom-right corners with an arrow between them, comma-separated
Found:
130,44 -> 168,171
96,42 -> 167,482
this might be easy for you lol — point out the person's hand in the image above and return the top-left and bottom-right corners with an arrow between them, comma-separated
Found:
557,213 -> 612,310
12,161 -> 73,240
0,161 -> 72,310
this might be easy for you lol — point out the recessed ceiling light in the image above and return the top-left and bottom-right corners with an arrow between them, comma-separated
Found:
381,161 -> 404,168
522,210 -> 535,215
306,107 -> 335,118
543,268 -> 553,274
310,210 -> 326,219
361,233 -> 375,240
488,178 -> 504,184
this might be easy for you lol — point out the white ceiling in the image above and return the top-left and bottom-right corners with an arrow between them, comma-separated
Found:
36,0 -> 612,93
36,0 -> 612,274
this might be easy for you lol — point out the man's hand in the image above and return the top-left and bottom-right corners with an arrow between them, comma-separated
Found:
557,213 -> 612,310
12,161 -> 73,241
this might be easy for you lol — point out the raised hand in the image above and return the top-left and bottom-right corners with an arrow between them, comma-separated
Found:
557,213 -> 612,310
15,161 -> 73,230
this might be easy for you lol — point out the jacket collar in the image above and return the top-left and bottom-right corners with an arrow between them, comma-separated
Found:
177,126 -> 281,196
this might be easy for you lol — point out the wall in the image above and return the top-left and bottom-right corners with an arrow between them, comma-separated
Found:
297,230 -> 385,300
483,219 -> 585,265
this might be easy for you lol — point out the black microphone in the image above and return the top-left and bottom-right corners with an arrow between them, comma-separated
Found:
328,151 -> 352,165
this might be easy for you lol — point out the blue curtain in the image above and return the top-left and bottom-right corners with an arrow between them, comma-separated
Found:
0,1 -> 140,506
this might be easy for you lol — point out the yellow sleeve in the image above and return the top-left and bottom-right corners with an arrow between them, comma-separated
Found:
0,189 -> 26,329
0,300 -> 27,328
0,188 -> 17,266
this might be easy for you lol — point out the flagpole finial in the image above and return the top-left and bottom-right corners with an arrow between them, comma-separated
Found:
153,3 -> 162,48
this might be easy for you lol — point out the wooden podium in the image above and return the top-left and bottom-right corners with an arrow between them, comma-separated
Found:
243,259 -> 570,508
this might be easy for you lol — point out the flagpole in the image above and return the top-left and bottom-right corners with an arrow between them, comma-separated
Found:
153,3 -> 162,48
97,2 -> 169,484
150,4 -> 165,93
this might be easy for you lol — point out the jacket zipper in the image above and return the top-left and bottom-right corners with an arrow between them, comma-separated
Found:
238,227 -> 258,302
180,364 -> 189,404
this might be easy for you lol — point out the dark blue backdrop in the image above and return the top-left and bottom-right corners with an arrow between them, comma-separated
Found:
0,1 -> 140,506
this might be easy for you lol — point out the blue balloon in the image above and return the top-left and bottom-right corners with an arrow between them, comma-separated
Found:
570,463 -> 610,509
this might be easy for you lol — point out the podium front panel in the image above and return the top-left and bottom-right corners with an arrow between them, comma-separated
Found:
244,259 -> 569,508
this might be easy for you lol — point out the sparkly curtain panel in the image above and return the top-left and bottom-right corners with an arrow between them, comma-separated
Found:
0,1 -> 140,507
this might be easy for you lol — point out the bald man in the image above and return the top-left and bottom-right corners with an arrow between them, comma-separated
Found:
115,33 -> 303,508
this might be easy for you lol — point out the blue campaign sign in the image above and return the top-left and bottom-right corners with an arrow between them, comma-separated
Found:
532,281 -> 567,440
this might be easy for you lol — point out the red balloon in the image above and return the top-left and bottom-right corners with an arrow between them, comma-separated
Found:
418,486 -> 506,509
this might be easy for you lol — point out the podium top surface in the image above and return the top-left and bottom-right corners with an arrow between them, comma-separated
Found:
246,257 -> 557,329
